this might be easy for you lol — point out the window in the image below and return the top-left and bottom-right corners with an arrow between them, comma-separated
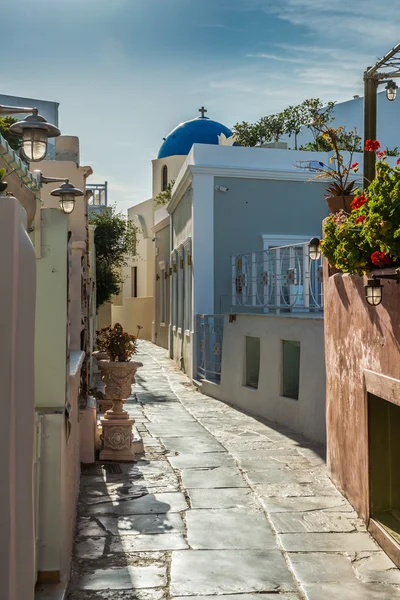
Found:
162,165 -> 168,192
244,336 -> 260,389
131,266 -> 137,298
171,251 -> 178,329
282,340 -> 301,400
178,247 -> 184,331
183,238 -> 192,333
159,263 -> 166,325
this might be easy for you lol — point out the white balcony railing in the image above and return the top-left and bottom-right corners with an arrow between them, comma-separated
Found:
232,242 -> 323,313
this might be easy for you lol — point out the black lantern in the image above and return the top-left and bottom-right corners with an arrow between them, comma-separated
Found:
309,237 -> 321,261
50,181 -> 84,214
364,278 -> 383,306
385,80 -> 398,102
9,109 -> 60,162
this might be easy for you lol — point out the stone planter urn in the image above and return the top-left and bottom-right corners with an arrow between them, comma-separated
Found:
98,360 -> 143,461
92,350 -> 112,411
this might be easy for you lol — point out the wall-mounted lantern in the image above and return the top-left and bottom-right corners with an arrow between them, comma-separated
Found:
0,105 -> 60,162
364,268 -> 400,306
51,181 -> 84,214
309,237 -> 321,261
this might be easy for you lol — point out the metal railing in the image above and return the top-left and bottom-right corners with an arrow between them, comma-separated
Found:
87,182 -> 108,213
232,242 -> 323,313
196,314 -> 224,383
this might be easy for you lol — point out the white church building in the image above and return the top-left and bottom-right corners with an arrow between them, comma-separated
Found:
144,110 -> 329,380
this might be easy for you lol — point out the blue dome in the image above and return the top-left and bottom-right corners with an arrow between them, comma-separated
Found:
157,116 -> 233,159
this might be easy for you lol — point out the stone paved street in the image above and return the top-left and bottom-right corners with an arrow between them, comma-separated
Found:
68,341 -> 400,600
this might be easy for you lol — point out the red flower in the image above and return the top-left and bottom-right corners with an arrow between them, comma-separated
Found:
365,139 -> 381,152
377,150 -> 387,159
350,162 -> 359,170
396,158 -> 400,165
371,251 -> 391,266
351,195 -> 368,210
355,215 -> 366,224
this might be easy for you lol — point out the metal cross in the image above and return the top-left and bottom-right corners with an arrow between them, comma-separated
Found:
199,106 -> 207,118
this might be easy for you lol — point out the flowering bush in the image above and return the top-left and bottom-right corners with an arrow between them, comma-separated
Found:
95,323 -> 137,362
320,140 -> 400,274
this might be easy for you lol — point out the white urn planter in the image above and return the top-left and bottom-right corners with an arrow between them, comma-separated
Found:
98,360 -> 142,461
92,350 -> 112,411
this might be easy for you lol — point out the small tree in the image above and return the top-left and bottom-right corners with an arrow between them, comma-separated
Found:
0,116 -> 22,151
89,206 -> 139,309
154,179 -> 175,207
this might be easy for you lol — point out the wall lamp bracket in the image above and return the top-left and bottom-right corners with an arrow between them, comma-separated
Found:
364,267 -> 400,306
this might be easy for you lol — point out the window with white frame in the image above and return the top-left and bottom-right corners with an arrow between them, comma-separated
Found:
183,238 -> 192,333
177,245 -> 184,332
159,261 -> 166,326
171,251 -> 178,329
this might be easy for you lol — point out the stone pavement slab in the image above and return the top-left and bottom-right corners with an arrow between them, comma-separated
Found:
146,422 -> 207,437
302,582 -> 400,599
169,452 -> 235,469
288,552 -> 358,583
174,593 -> 300,600
261,495 -> 357,513
110,533 -> 188,552
280,532 -> 379,552
170,550 -> 296,595
79,513 -> 186,536
76,565 -> 166,591
269,511 -> 356,533
85,492 -> 188,516
159,436 -> 226,454
188,487 -> 259,509
186,508 -> 276,549
181,467 -> 247,489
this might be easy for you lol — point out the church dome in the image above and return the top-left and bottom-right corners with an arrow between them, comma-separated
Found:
157,109 -> 233,159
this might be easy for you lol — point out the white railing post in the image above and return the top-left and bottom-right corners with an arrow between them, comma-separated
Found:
204,315 -> 208,381
231,256 -> 236,306
275,247 -> 281,315
303,244 -> 310,310
251,252 -> 257,307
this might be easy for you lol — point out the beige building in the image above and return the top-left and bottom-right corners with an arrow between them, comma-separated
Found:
111,153 -> 186,342
112,198 -> 155,340
0,130 -> 97,599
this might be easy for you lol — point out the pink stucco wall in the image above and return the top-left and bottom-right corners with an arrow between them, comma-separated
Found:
325,271 -> 400,520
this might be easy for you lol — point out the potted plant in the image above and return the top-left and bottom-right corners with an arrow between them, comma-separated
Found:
298,125 -> 362,214
98,323 -> 142,399
320,141 -> 400,273
98,323 -> 143,461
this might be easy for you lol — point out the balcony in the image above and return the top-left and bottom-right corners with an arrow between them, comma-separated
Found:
87,182 -> 108,214
231,241 -> 323,314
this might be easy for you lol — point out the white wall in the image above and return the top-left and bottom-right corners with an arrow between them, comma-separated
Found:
124,198 -> 154,299
0,197 -> 36,600
202,313 -> 326,445
152,155 -> 186,197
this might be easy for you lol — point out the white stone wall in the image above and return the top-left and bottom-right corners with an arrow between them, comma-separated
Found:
202,313 -> 326,445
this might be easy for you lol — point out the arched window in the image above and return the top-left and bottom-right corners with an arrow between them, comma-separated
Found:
162,165 -> 168,192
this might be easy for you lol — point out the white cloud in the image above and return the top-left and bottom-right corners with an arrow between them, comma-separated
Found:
246,53 -> 305,64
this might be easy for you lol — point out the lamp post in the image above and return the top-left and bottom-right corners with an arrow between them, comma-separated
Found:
363,43 -> 400,187
0,104 -> 60,162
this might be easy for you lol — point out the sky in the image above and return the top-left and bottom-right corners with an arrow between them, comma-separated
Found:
2,0 -> 400,211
